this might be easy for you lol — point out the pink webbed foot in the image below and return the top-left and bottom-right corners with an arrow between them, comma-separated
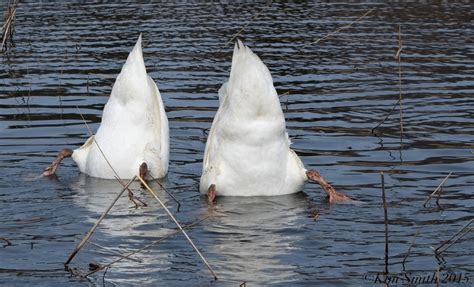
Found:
42,148 -> 73,177
207,184 -> 217,205
128,163 -> 148,208
306,170 -> 352,203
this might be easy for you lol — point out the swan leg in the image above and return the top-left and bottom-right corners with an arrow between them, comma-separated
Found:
207,184 -> 217,204
42,148 -> 73,176
306,170 -> 352,203
127,163 -> 148,209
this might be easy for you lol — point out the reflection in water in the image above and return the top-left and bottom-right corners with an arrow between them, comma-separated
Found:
70,175 -> 173,235
205,195 -> 308,285
0,1 -> 473,286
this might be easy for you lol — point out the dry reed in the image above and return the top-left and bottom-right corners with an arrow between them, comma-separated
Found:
302,8 -> 374,47
225,1 -> 273,46
138,176 -> 218,280
85,215 -> 212,277
395,26 -> 404,146
1,0 -> 18,53
423,172 -> 452,208
64,177 -> 136,267
434,219 -> 473,255
380,171 -> 389,276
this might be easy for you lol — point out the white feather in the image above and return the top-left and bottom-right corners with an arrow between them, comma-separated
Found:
200,40 -> 307,196
72,35 -> 169,179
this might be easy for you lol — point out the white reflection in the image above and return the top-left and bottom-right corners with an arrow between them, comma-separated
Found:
203,193 -> 308,285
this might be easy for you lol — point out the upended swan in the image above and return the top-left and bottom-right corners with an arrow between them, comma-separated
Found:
200,40 -> 352,203
43,35 -> 169,180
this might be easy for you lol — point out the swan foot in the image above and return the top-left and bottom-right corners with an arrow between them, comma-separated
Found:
139,162 -> 148,188
42,148 -> 73,177
128,163 -> 148,209
207,184 -> 217,205
306,170 -> 352,203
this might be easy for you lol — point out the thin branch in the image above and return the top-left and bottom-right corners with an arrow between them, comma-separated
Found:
1,0 -> 18,53
401,228 -> 420,270
278,91 -> 290,98
137,176 -> 218,280
381,171 -> 389,276
395,25 -> 404,146
0,237 -> 12,247
302,8 -> 375,48
225,1 -> 273,46
64,177 -> 136,267
85,215 -> 212,277
435,219 -> 473,254
86,241 -> 143,263
371,99 -> 401,134
150,175 -> 181,212
423,172 -> 452,208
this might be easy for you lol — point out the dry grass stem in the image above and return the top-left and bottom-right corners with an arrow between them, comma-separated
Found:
380,172 -> 389,276
436,266 -> 440,287
278,91 -> 290,98
1,0 -> 18,53
0,237 -> 12,247
395,26 -> 404,145
401,228 -> 420,270
225,1 -> 273,46
371,99 -> 401,134
302,8 -> 374,48
138,176 -> 218,280
85,215 -> 212,277
423,172 -> 452,208
86,241 -> 143,263
435,219 -> 473,254
372,102 -> 402,135
372,26 -> 406,139
64,177 -> 136,267
150,175 -> 181,212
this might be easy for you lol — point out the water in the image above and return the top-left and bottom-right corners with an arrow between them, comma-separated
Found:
1,2 -> 473,286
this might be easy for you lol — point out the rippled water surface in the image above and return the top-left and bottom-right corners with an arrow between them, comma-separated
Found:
1,2 -> 473,286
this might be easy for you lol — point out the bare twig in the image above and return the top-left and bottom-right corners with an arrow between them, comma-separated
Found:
1,0 -> 18,53
0,237 -> 12,247
278,91 -> 290,98
137,176 -> 218,280
86,241 -> 143,263
372,25 -> 405,139
436,266 -> 440,287
395,26 -> 404,146
85,215 -> 212,277
225,1 -> 273,46
401,228 -> 420,270
423,172 -> 452,208
302,8 -> 375,47
64,177 -> 136,267
150,175 -> 181,212
434,219 -> 473,254
381,172 -> 389,276
371,99 -> 401,134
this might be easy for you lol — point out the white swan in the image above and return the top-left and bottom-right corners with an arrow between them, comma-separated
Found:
200,40 -> 351,203
43,35 -> 169,180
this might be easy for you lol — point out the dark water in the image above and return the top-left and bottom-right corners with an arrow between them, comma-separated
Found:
1,2 -> 473,286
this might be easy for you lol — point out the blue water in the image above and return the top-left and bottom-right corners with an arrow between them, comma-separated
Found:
1,2 -> 473,286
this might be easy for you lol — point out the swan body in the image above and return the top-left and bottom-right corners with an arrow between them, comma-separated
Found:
72,35 -> 169,179
200,40 -> 307,196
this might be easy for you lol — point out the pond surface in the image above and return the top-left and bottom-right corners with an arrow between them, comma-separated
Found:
1,2 -> 473,286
